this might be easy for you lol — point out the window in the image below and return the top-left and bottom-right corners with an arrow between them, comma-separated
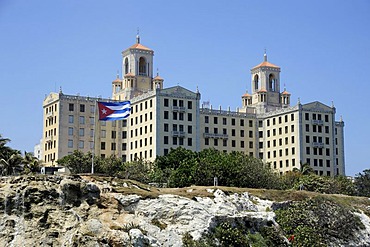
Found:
101,130 -> 106,138
249,131 -> 253,138
205,127 -> 209,133
90,117 -> 94,125
306,136 -> 310,143
173,99 -> 177,106
240,130 -> 244,137
164,111 -> 169,119
240,141 -> 244,148
291,125 -> 294,132
232,140 -> 236,147
305,113 -> 309,120
164,123 -> 169,132
325,126 -> 329,134
122,131 -> 127,139
69,115 -> 74,123
223,139 -> 227,147
68,140 -> 73,148
101,142 -> 105,150
80,104 -> 85,112
279,116 -> 282,124
249,141 -> 253,148
291,114 -> 294,121
179,113 -> 184,121
173,124 -> 178,131
79,116 -> 85,124
306,124 -> 309,132
188,138 -> 192,146
214,139 -> 218,146
205,138 -> 209,145
68,127 -> 73,136
79,128 -> 84,136
188,113 -> 192,121
112,131 -> 116,139
267,119 -> 270,126
214,117 -> 218,124
188,126 -> 192,134
232,119 -> 235,126
325,115 -> 329,122
78,141 -> 84,149
291,136 -> 295,143
173,137 -> 177,145
188,101 -> 192,109
232,129 -> 235,136
69,104 -> 74,111
205,116 -> 209,123
240,119 -> 244,126
285,115 -> 288,122
223,118 -> 227,125
111,143 -> 116,150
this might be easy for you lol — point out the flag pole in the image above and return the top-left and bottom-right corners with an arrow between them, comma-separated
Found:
91,100 -> 97,174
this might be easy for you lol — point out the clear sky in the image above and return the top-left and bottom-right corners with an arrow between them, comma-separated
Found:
0,0 -> 369,176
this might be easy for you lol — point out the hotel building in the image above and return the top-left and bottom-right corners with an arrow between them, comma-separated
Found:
41,36 -> 345,176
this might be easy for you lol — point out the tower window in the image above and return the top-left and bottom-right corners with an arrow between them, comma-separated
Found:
139,57 -> 147,76
125,58 -> 129,74
254,74 -> 259,91
269,74 -> 276,91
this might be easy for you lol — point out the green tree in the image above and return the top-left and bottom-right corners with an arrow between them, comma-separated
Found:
0,152 -> 23,175
22,151 -> 41,174
57,150 -> 93,174
354,169 -> 370,197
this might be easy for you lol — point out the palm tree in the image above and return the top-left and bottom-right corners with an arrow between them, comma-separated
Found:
0,152 -> 23,176
0,134 -> 13,160
22,151 -> 40,174
293,162 -> 314,175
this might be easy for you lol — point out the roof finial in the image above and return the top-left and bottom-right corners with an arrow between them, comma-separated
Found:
136,28 -> 140,44
156,68 -> 159,76
116,70 -> 119,79
264,48 -> 267,62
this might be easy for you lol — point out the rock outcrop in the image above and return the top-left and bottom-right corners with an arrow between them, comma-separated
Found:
0,175 -> 369,246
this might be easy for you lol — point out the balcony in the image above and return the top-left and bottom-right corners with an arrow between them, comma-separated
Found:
171,131 -> 186,137
203,133 -> 228,139
45,135 -> 53,143
172,106 -> 186,112
312,142 -> 324,148
46,111 -> 54,119
312,120 -> 324,125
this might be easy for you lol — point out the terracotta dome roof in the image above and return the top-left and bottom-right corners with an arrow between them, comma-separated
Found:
153,75 -> 164,80
253,61 -> 280,69
242,92 -> 251,97
129,43 -> 152,51
282,90 -> 290,95
112,78 -> 122,83
258,88 -> 267,93
124,72 -> 135,77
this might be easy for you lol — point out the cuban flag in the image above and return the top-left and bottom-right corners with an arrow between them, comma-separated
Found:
97,101 -> 131,121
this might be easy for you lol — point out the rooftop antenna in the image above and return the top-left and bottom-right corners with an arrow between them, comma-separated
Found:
136,28 -> 140,43
156,68 -> 159,76
264,48 -> 267,62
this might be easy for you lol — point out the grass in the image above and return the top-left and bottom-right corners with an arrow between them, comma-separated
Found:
80,175 -> 370,212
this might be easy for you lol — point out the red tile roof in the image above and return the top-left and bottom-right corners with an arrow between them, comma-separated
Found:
129,43 -> 152,51
253,61 -> 280,69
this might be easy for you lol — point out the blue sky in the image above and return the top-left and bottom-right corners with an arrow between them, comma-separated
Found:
0,0 -> 369,176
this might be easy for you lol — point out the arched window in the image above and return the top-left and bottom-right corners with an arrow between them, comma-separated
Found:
124,58 -> 129,74
139,57 -> 146,76
254,75 -> 259,91
269,74 -> 276,91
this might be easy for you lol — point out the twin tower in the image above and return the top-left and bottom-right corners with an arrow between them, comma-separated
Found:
112,35 -> 291,114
